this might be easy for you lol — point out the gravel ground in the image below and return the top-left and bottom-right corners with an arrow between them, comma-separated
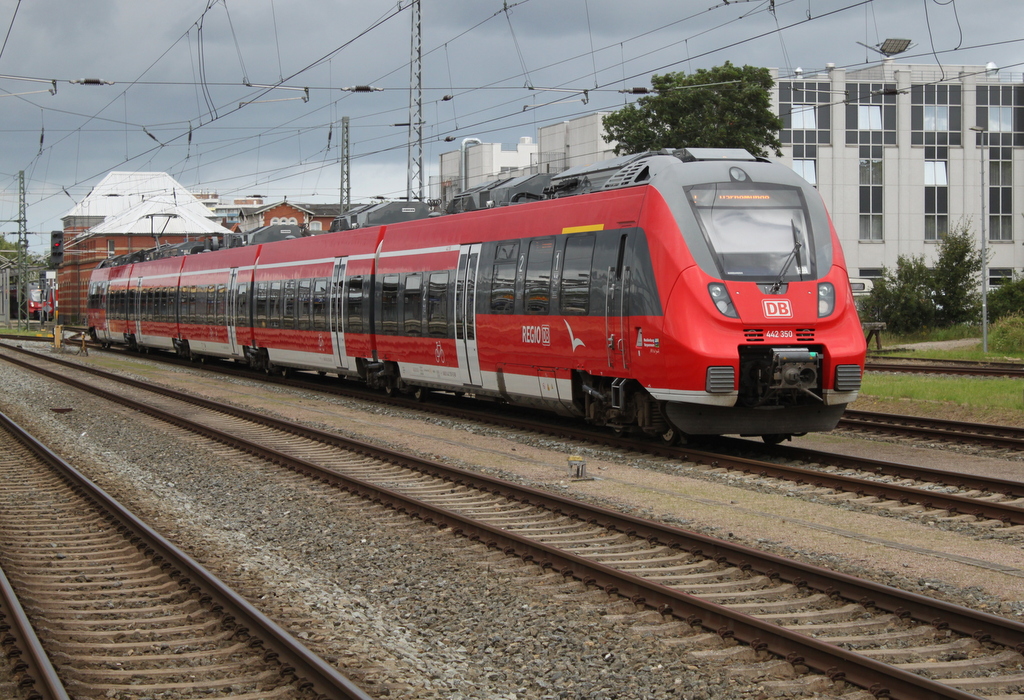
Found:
2,344 -> 1021,698
0,354 -> 828,700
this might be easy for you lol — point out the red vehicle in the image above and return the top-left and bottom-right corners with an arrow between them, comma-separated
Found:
88,149 -> 866,443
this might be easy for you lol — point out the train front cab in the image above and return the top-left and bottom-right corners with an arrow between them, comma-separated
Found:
640,150 -> 867,442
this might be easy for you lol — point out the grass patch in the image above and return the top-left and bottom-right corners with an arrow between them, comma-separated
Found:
880,343 -> 1024,363
861,373 -> 1024,412
879,324 -> 978,346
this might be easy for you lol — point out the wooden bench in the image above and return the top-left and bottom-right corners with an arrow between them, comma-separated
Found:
862,322 -> 886,350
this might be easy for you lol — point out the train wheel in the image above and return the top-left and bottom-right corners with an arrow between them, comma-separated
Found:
412,386 -> 427,402
658,427 -> 679,446
761,434 -> 789,445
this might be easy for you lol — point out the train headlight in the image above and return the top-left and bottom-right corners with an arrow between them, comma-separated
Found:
707,283 -> 738,318
817,282 -> 835,317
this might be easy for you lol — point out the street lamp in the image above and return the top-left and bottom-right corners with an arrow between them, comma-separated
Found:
970,125 -> 988,352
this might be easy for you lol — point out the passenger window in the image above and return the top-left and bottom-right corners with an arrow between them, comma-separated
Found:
490,241 -> 519,314
345,275 -> 364,333
236,283 -> 249,326
560,234 -> 595,315
404,274 -> 422,336
525,237 -> 554,314
312,278 -> 327,331
296,279 -> 311,330
427,272 -> 449,337
381,274 -> 400,334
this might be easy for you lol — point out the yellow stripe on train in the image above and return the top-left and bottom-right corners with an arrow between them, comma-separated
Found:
560,224 -> 605,234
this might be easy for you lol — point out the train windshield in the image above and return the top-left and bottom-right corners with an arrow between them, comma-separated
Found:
687,183 -> 814,281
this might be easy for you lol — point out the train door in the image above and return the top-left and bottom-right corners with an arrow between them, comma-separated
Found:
132,276 -> 143,341
226,268 -> 240,356
455,243 -> 482,387
605,233 -> 632,370
330,259 -> 350,371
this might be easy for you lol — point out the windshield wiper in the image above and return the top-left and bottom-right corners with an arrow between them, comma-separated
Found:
769,220 -> 803,294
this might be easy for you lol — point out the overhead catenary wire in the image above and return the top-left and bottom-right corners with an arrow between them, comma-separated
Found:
3,0 -> 1022,226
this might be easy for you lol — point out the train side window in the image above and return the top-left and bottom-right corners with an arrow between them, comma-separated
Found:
296,279 -> 311,331
236,283 -> 249,327
525,237 -> 554,314
207,284 -> 217,325
345,275 -> 364,333
404,274 -> 423,336
490,241 -> 518,314
311,278 -> 327,331
282,279 -> 297,329
427,272 -> 450,337
255,282 -> 269,327
269,281 -> 283,328
216,283 -> 227,326
381,274 -> 400,334
560,234 -> 595,315
196,285 -> 208,325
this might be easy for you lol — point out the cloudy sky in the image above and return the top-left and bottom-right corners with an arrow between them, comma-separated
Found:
0,0 -> 1021,253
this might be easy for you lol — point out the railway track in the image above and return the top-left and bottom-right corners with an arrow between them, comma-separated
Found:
0,408 -> 371,700
1,345 -> 1023,698
866,358 -> 1024,378
7,341 -> 1024,528
838,410 -> 1024,451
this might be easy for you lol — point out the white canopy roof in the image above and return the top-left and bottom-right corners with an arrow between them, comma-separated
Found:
65,171 -> 206,220
87,197 -> 231,237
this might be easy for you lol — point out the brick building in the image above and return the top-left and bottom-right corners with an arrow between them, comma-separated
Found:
58,172 -> 230,324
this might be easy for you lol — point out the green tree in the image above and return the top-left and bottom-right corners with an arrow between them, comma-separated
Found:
859,255 -> 936,334
932,219 -> 981,327
986,275 -> 1024,323
602,62 -> 783,157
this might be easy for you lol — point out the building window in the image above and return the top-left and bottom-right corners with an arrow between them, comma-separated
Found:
924,159 -> 949,242
976,85 -> 1022,147
989,106 -> 1013,132
791,104 -> 817,130
858,105 -> 882,130
792,159 -> 816,185
858,268 -> 883,279
989,268 -> 1013,287
859,148 -> 883,241
778,81 -> 831,147
924,160 -> 947,186
107,240 -> 115,257
309,221 -> 322,231
911,84 -> 962,147
924,105 -> 948,131
990,153 -> 1013,241
846,83 -> 897,146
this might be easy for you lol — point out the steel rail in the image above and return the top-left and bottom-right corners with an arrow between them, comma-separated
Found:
735,437 -> 1024,498
0,561 -> 70,700
866,359 -> 1024,378
9,345 -> 1024,525
0,407 -> 372,700
839,410 -> 1024,450
0,350 -> 1021,698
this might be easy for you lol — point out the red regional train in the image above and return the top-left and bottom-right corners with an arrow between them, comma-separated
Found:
87,148 -> 866,444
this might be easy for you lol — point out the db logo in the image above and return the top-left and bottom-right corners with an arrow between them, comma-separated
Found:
762,299 -> 793,318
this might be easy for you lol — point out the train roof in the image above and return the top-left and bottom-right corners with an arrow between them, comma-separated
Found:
96,147 -> 773,269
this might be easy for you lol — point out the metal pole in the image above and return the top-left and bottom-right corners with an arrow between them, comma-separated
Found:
406,0 -> 423,202
340,116 -> 350,212
970,125 -> 988,353
16,171 -> 26,331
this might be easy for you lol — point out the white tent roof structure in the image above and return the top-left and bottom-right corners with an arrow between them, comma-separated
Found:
65,171 -> 207,221
87,197 -> 231,238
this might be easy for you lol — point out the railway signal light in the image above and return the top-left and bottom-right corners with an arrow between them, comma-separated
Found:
50,230 -> 64,267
